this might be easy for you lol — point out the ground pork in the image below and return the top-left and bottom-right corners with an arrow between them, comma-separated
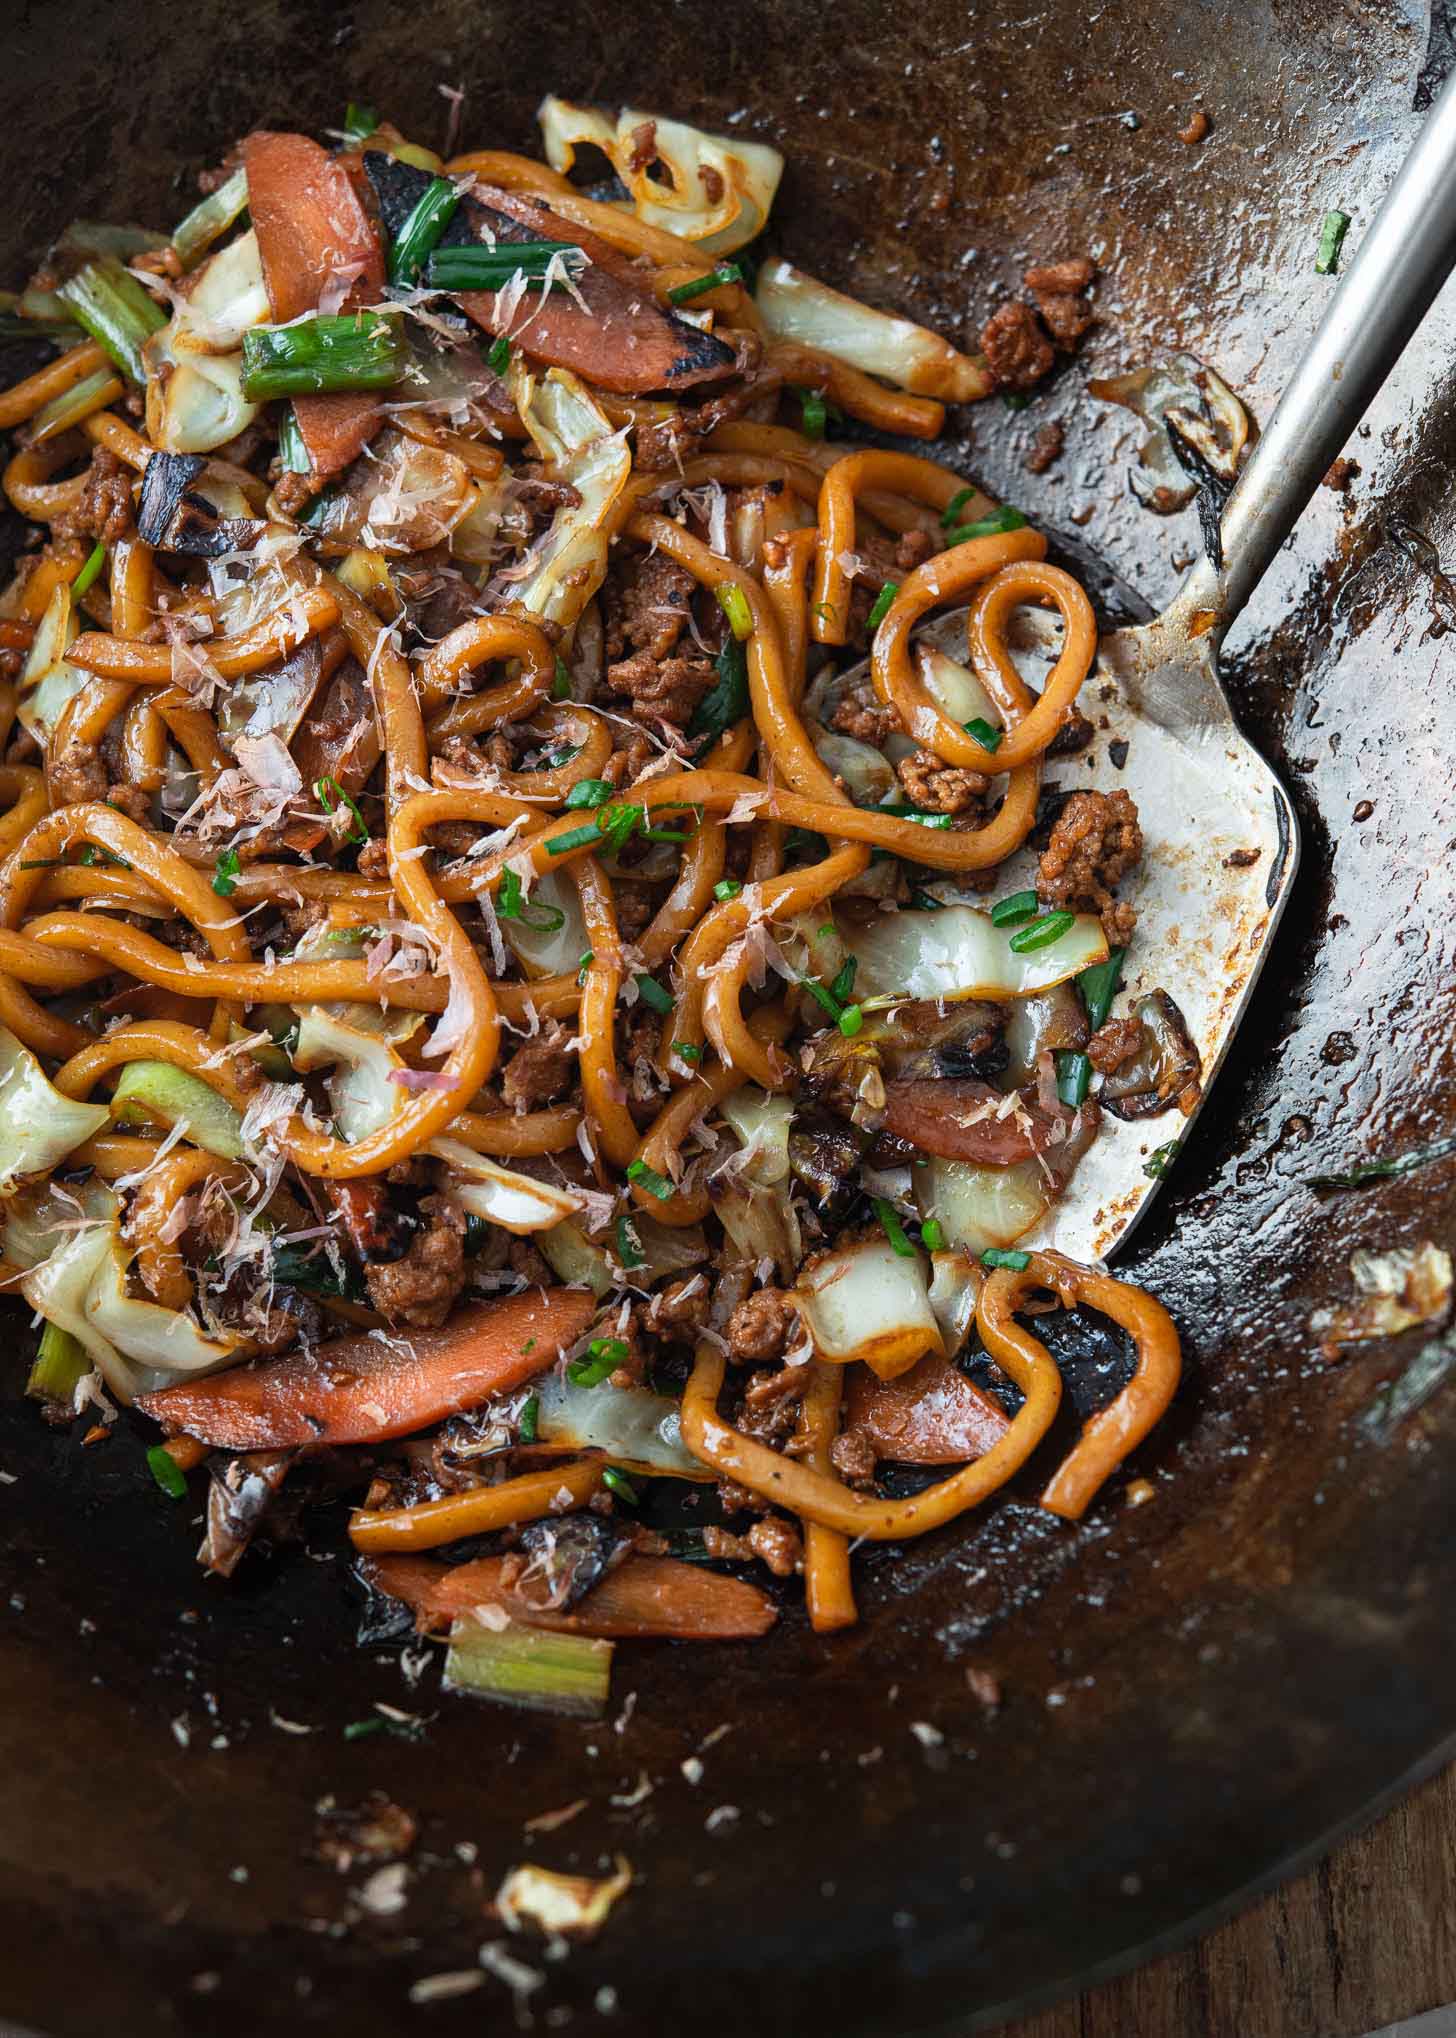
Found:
829,686 -> 901,746
604,552 -> 697,661
725,1288 -> 795,1363
1087,1015 -> 1145,1075
364,1194 -> 467,1327
507,1234 -> 553,1287
645,1275 -> 710,1339
1025,420 -> 1065,473
702,1517 -> 803,1577
51,448 -> 133,546
738,1364 -> 809,1443
1036,787 -> 1143,946
603,729 -> 656,789
830,1429 -> 879,1489
897,748 -> 988,816
500,1025 -> 574,1109
607,650 -> 717,731
980,302 -> 1055,390
1024,258 -> 1096,347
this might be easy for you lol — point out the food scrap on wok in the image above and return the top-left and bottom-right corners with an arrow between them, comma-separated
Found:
0,98 -> 1186,1715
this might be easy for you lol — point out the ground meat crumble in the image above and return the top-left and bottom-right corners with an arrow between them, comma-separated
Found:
364,1195 -> 467,1328
1036,787 -> 1143,946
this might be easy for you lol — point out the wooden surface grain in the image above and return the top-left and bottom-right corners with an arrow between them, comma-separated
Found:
998,1761 -> 1456,2038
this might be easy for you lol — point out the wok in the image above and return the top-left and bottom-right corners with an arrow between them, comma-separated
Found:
2,2 -> 1454,2032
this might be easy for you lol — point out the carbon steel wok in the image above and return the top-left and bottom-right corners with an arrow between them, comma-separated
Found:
2,1 -> 1455,2033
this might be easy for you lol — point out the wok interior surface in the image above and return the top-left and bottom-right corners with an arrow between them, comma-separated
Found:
3,1 -> 1456,2032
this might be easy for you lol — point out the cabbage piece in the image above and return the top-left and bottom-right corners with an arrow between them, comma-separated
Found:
927,1247 -> 980,1357
755,256 -> 990,401
426,1135 -> 586,1235
529,1368 -> 708,1480
288,923 -> 428,1046
499,870 -> 588,980
85,1232 -> 243,1376
1089,353 -> 1250,514
811,728 -> 897,806
794,1236 -> 944,1381
916,644 -> 1001,730
16,581 -> 85,746
21,1219 -> 131,1400
914,1156 -> 1049,1256
719,1086 -> 794,1183
0,1024 -> 109,1194
292,1008 -> 405,1142
305,427 -> 474,555
537,98 -> 782,256
505,361 -> 632,635
144,230 -> 268,454
854,905 -> 1108,1005
715,1085 -> 801,1277
538,1218 -> 614,1297
110,1060 -> 246,1158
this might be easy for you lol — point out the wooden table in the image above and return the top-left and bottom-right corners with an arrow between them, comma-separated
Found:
1001,1763 -> 1456,2037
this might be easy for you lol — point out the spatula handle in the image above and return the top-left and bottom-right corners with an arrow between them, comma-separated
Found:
1199,66 -> 1456,632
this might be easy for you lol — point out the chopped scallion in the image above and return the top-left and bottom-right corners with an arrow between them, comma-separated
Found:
443,1616 -> 613,1717
714,582 -> 754,640
602,1466 -> 640,1505
1315,208 -> 1351,276
276,403 -> 311,474
546,822 -> 602,857
171,166 -> 250,271
1077,947 -> 1125,1031
713,878 -> 743,901
146,1444 -> 189,1500
56,257 -> 166,384
799,388 -> 828,439
667,263 -> 743,305
867,580 -> 899,632
71,541 -> 107,600
963,716 -> 1003,752
1008,910 -> 1075,952
672,1040 -> 703,1063
1055,1049 -> 1092,1108
616,1213 -> 645,1270
564,778 -> 611,810
569,1337 -> 627,1387
488,334 -> 511,376
551,654 -> 571,700
26,1323 -> 88,1404
388,175 -> 462,286
982,1247 -> 1031,1271
829,956 -> 858,1006
518,1393 -> 539,1443
627,1157 -> 674,1202
838,1004 -> 864,1037
1144,1141 -> 1180,1179
872,1197 -> 916,1257
426,241 -> 582,293
634,974 -> 674,1015
241,313 -> 406,400
920,1219 -> 946,1253
315,775 -> 368,843
577,950 -> 594,982
212,847 -> 241,898
946,505 -> 1027,543
343,102 -> 380,146
688,636 -> 750,750
940,485 -> 976,528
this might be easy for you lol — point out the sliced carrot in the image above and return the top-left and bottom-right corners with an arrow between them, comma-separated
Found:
240,130 -> 387,479
843,1353 -> 1011,1465
137,1288 -> 595,1450
364,1551 -> 778,1641
455,184 -> 738,396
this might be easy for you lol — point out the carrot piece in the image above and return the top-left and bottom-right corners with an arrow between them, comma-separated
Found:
843,1353 -> 1011,1465
240,130 -> 387,479
137,1289 -> 595,1450
364,1551 -> 778,1641
350,1458 -> 604,1553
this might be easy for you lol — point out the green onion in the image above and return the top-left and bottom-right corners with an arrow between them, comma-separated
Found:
641,823 -> 689,844
963,716 -> 1003,752
30,367 -> 123,444
564,779 -> 611,812
77,843 -> 129,870
343,1717 -> 385,1741
17,860 -> 62,870
1055,1049 -> 1092,1108
569,1337 -> 627,1387
497,866 -> 564,930
829,956 -> 858,1006
212,848 -> 241,898
71,541 -> 107,601
388,175 -> 462,286
315,775 -> 368,843
426,241 -> 582,293
867,581 -> 899,632
1008,910 -> 1075,952
872,1197 -> 916,1258
1002,391 -> 1031,411
982,1247 -> 1031,1271
635,974 -> 674,1015
343,102 -> 380,146
1077,948 -> 1125,1031
602,1466 -> 640,1505
276,404 -> 311,474
801,975 -> 844,1022
577,949 -> 594,981
920,1219 -> 946,1253
667,263 -> 743,305
496,866 -> 524,918
1310,1135 -> 1456,1191
713,878 -> 743,901
1144,1141 -> 1180,1179
56,257 -> 167,385
546,822 -> 601,857
838,1004 -> 864,1037
443,1615 -> 613,1717
241,313 -> 406,400
146,1444 -> 189,1500
1315,208 -> 1351,276
616,1214 -> 645,1270
627,1157 -> 674,1202
946,505 -> 1028,543
672,1040 -> 703,1063
799,388 -> 828,439
715,582 -> 754,640
688,636 -> 750,749
271,1243 -> 365,1301
940,486 -> 977,528
171,166 -> 250,271
518,1393 -> 540,1443
26,1323 -> 88,1404
489,334 -> 511,376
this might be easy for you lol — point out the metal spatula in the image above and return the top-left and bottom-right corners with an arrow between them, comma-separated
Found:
836,69 -> 1456,1263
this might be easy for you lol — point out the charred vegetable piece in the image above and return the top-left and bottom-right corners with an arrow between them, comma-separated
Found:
201,1450 -> 294,1578
363,1551 -> 778,1640
135,451 -> 264,557
843,1353 -> 1011,1464
364,153 -> 738,395
788,1119 -> 867,1227
137,1290 -> 596,1449
241,130 -> 387,477
882,1076 -> 1092,1167
512,1512 -> 629,1612
1098,990 -> 1203,1120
